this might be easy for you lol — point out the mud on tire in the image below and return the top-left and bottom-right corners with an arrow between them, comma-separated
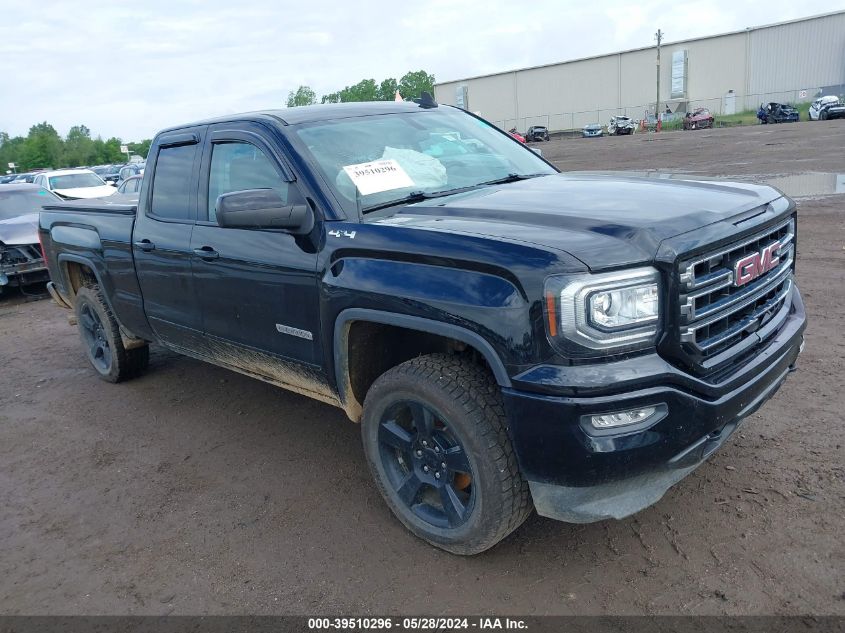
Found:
74,285 -> 149,383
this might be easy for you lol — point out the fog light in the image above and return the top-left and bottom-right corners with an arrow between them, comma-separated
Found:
590,406 -> 657,429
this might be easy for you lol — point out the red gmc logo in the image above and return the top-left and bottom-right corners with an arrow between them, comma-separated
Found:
734,243 -> 780,286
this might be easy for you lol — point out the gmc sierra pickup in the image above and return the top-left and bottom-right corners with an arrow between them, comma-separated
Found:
40,100 -> 806,554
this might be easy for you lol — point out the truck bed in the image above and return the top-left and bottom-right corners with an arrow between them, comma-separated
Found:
39,194 -> 150,340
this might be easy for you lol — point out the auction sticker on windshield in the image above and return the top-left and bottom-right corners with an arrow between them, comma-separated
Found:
343,159 -> 414,195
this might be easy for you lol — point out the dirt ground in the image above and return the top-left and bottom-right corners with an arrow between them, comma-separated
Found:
1,121 -> 843,616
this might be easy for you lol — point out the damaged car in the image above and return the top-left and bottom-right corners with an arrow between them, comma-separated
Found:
0,184 -> 58,294
808,95 -> 845,121
759,102 -> 800,124
608,115 -> 636,135
683,108 -> 714,130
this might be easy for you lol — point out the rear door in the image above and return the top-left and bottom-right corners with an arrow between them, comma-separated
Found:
189,122 -> 325,390
133,128 -> 206,351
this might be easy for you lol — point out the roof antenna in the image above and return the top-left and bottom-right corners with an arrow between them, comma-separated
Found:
414,91 -> 438,109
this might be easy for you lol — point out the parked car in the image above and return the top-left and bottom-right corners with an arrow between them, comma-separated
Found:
91,165 -> 114,180
759,102 -> 799,124
41,102 -> 805,554
525,126 -> 550,142
683,108 -> 714,130
33,169 -> 116,199
507,128 -> 526,143
118,163 -> 144,183
12,172 -> 37,183
0,184 -> 59,293
808,95 -> 845,121
581,123 -> 603,138
0,174 -> 20,184
116,174 -> 142,195
608,115 -> 636,135
92,164 -> 121,185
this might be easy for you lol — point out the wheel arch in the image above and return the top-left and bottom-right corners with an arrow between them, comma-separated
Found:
334,308 -> 511,422
58,253 -> 106,301
58,254 -> 146,349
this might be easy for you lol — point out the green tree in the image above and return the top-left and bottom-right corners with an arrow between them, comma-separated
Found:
0,132 -> 26,173
128,139 -> 152,158
20,122 -> 63,171
345,78 -> 379,102
64,125 -> 96,167
321,92 -> 341,104
286,85 -> 317,108
398,70 -> 435,101
102,137 -> 124,163
377,77 -> 399,101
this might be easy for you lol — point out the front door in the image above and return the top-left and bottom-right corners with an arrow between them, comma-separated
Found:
133,129 -> 205,351
190,124 -> 326,396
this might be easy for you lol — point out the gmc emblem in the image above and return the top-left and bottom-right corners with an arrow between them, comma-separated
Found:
734,243 -> 780,286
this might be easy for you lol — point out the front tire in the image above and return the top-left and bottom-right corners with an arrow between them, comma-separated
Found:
74,285 -> 149,383
361,354 -> 531,555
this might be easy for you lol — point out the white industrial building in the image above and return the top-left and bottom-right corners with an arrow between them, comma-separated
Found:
434,10 -> 845,131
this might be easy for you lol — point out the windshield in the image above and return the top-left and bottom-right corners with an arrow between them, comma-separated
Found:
294,108 -> 557,214
48,172 -> 106,189
0,188 -> 60,221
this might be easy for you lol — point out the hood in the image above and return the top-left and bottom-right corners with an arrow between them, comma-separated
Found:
53,185 -> 116,199
0,213 -> 39,245
378,172 -> 783,269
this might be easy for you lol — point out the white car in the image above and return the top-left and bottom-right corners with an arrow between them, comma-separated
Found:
32,169 -> 115,199
808,95 -> 845,121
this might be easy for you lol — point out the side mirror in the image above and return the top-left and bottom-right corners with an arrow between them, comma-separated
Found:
216,189 -> 314,234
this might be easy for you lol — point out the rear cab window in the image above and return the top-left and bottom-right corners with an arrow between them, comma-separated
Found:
150,143 -> 198,220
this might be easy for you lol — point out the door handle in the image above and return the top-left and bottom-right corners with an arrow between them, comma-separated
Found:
133,239 -> 155,252
193,246 -> 219,260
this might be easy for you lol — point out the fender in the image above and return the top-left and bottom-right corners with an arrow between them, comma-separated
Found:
56,252 -> 144,346
333,308 -> 512,419
56,252 -> 109,301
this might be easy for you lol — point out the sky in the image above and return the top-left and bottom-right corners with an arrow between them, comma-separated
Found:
1,0 -> 840,142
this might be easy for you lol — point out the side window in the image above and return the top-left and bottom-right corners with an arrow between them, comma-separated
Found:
150,144 -> 197,220
207,141 -> 294,222
132,178 -> 141,193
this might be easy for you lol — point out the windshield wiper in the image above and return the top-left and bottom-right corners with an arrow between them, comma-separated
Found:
362,187 -> 479,214
479,172 -> 549,186
360,174 -> 549,214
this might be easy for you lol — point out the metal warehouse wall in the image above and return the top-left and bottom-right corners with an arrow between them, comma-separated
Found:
434,11 -> 845,131
746,11 -> 845,109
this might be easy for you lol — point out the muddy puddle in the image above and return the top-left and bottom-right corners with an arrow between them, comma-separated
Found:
742,172 -> 845,197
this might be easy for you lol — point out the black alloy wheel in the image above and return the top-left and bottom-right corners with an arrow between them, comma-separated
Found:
361,354 -> 532,554
79,301 -> 112,373
377,400 -> 475,529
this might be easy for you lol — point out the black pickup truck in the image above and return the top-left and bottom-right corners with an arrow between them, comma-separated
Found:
40,101 -> 806,554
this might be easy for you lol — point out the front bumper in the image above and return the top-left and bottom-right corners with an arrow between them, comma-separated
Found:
502,285 -> 806,523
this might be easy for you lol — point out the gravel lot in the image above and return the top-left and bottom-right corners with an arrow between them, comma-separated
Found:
1,121 -> 843,616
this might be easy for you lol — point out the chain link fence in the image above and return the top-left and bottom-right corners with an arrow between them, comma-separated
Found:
490,86 -> 843,134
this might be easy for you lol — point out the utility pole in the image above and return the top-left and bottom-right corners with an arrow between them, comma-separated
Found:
655,29 -> 663,120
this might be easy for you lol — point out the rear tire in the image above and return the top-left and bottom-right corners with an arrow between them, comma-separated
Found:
74,285 -> 149,383
361,353 -> 532,555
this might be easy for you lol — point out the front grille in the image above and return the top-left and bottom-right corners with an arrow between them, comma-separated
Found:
676,218 -> 795,369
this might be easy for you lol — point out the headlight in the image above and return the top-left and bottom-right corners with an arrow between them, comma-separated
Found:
544,268 -> 661,355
